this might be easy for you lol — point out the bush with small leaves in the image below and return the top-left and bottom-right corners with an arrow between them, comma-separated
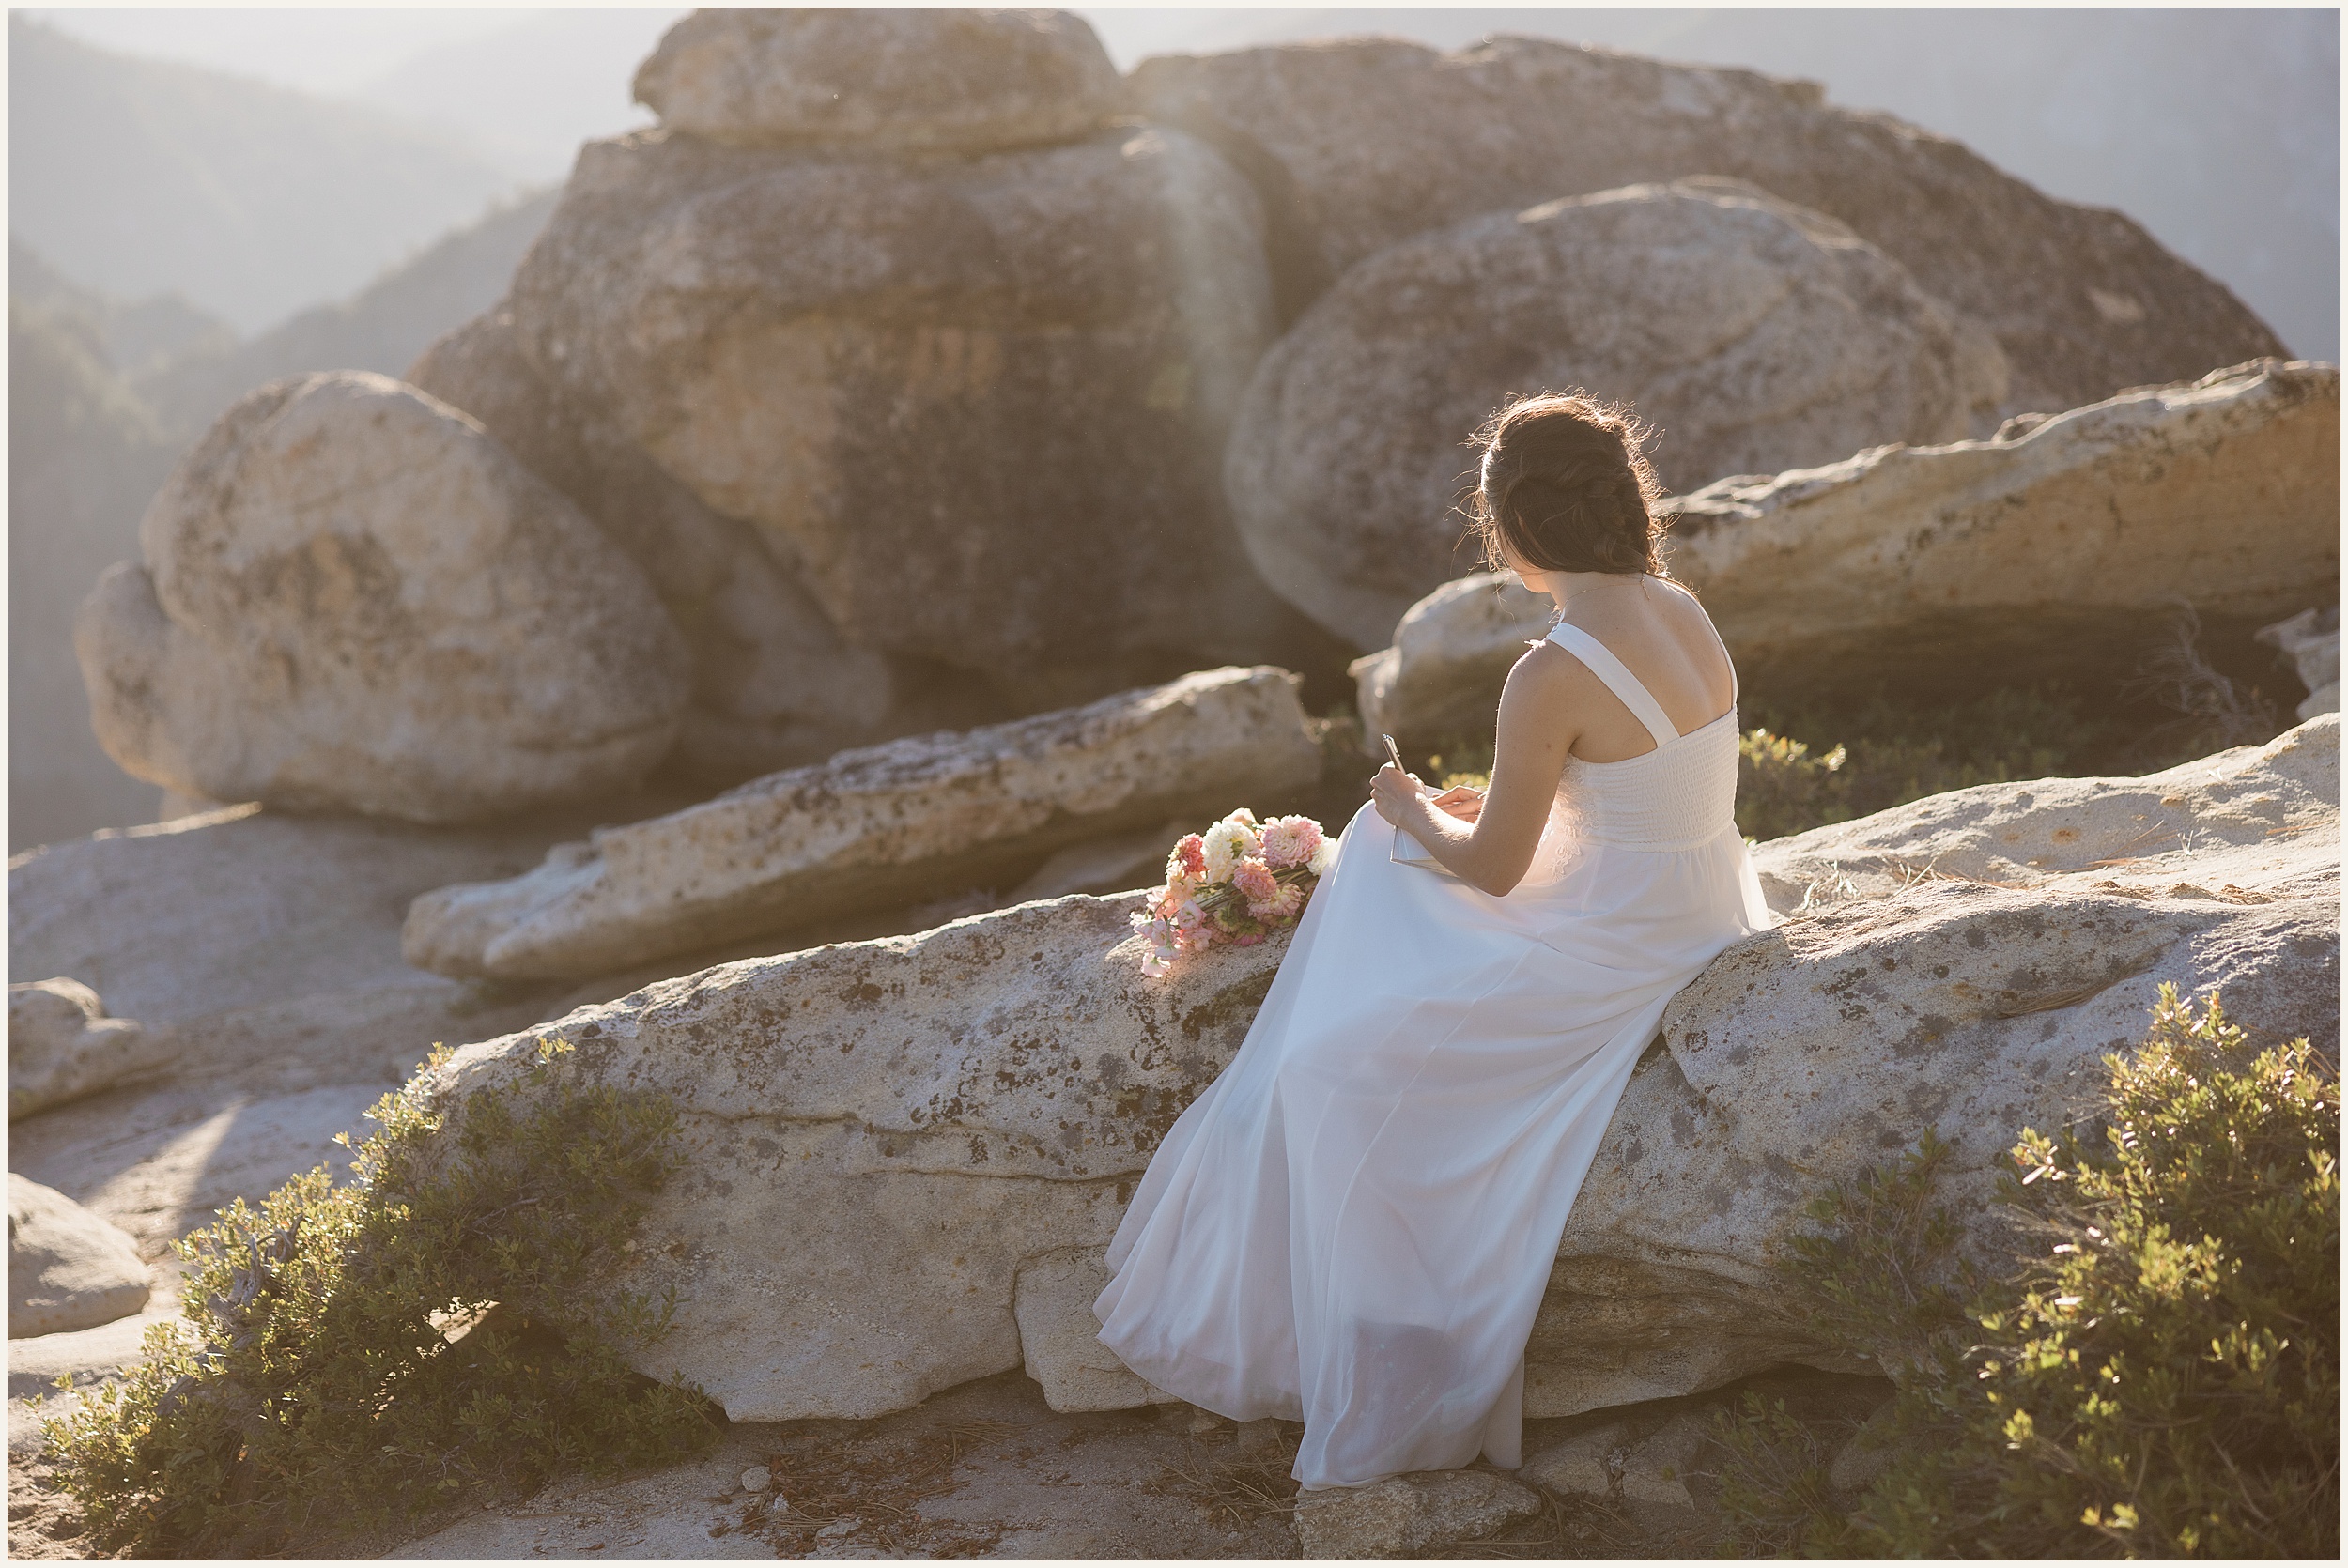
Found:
41,1038 -> 721,1557
1716,988 -> 2339,1559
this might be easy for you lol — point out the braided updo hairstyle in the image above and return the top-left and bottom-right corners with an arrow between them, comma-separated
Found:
1466,392 -> 1669,578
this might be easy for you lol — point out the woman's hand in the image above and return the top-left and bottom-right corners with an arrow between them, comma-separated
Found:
1430,784 -> 1486,823
1370,762 -> 1428,826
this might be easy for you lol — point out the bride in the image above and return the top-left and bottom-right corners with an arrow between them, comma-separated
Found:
1094,391 -> 1772,1490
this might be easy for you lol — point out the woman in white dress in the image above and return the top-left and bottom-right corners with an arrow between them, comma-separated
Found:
1093,392 -> 1773,1491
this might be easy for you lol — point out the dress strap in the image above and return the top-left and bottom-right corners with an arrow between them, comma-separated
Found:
1543,622 -> 1679,746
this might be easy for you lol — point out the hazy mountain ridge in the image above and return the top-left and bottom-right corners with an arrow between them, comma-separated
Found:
134,188 -> 561,439
8,237 -> 236,377
7,299 -> 179,849
7,15 -> 521,333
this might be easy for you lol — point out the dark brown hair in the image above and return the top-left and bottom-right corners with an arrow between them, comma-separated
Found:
1466,392 -> 1669,577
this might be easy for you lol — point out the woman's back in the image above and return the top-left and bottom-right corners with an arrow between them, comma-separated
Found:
1539,576 -> 1735,764
1544,616 -> 1743,855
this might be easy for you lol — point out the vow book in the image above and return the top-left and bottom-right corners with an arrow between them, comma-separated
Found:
1390,825 -> 1459,878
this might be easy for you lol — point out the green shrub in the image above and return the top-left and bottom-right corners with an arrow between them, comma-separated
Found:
1718,988 -> 2339,1558
42,1038 -> 720,1557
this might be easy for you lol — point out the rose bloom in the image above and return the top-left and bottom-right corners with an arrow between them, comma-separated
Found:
1259,815 -> 1322,870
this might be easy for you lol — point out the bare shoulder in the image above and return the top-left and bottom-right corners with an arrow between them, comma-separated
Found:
1644,576 -> 1736,702
1506,636 -> 1599,703
1645,575 -> 1717,629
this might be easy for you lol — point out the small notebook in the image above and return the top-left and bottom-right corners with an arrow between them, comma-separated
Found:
1390,824 -> 1459,878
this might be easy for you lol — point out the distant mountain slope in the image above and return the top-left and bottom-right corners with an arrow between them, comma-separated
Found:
8,299 -> 178,851
7,15 -> 521,333
136,187 -> 560,438
8,236 -> 236,376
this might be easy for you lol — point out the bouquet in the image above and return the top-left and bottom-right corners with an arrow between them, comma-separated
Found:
1133,808 -> 1337,976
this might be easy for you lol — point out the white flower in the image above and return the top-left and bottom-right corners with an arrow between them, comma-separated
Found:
1306,831 -> 1339,877
1201,819 -> 1256,883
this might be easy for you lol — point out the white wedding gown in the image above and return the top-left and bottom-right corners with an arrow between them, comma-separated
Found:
1094,619 -> 1772,1490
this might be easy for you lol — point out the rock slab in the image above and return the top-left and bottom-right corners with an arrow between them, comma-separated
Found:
8,1174 -> 150,1338
1663,358 -> 2340,703
7,799 -> 682,1095
634,8 -> 1125,154
413,716 -> 2334,1428
1520,1412 -> 1708,1509
426,896 -> 1294,1422
73,372 -> 692,823
1290,1469 -> 1541,1559
403,665 -> 1322,982
8,977 -> 172,1120
1231,178 -> 2008,648
1356,360 -> 2341,739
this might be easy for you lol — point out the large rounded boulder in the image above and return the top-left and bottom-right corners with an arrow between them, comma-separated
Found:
634,8 -> 1125,153
506,118 -> 1307,707
1133,36 -> 2285,416
1228,179 -> 2010,650
74,372 -> 692,823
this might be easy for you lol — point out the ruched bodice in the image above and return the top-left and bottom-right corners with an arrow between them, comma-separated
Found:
1556,713 -> 1742,851
1545,618 -> 1742,853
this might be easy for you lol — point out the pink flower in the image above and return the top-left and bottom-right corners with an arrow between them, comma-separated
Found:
1231,857 -> 1278,905
1259,815 -> 1323,870
1248,881 -> 1305,923
1167,834 -> 1207,882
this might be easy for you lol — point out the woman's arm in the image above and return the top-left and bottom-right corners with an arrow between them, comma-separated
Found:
1371,645 -> 1579,896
